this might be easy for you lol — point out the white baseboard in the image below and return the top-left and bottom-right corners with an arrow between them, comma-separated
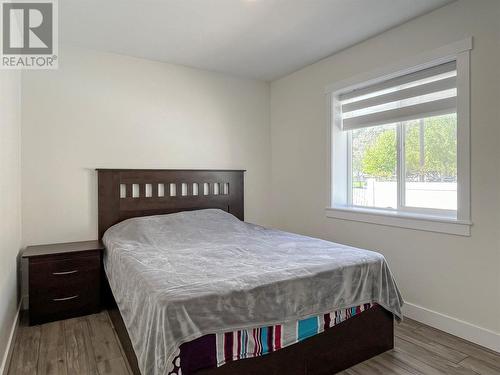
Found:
0,302 -> 22,375
403,302 -> 500,353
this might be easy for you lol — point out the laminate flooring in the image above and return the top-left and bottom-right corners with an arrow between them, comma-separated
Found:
7,312 -> 500,375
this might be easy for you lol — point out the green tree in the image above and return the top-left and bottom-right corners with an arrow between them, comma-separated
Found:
362,130 -> 396,178
361,114 -> 457,180
423,115 -> 456,178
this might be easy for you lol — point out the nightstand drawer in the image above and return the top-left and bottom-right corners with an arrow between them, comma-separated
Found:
29,254 -> 100,288
30,267 -> 99,299
29,281 -> 100,325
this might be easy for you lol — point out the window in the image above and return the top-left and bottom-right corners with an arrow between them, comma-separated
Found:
345,61 -> 457,213
326,39 -> 472,235
350,113 -> 457,212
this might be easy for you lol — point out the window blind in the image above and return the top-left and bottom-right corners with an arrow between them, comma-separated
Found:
340,61 -> 457,131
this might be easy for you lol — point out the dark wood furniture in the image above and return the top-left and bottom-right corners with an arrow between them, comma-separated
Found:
97,169 -> 394,375
23,240 -> 104,325
98,169 -> 244,238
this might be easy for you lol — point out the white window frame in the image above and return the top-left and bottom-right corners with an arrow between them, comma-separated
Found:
325,38 -> 472,236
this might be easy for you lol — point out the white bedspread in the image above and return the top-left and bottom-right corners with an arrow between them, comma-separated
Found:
103,209 -> 403,375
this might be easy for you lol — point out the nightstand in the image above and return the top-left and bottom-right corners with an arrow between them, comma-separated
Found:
22,240 -> 104,325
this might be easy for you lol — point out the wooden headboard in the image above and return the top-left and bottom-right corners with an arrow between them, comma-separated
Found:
97,169 -> 245,238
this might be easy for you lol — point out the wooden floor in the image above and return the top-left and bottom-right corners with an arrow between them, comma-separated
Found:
7,312 -> 500,375
7,311 -> 133,375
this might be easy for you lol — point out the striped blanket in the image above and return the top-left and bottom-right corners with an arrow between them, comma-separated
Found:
167,303 -> 374,375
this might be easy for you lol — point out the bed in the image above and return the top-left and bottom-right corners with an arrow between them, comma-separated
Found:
97,169 -> 403,375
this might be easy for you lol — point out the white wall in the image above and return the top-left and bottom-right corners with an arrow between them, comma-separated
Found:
21,46 -> 271,246
0,71 -> 22,372
270,0 -> 500,346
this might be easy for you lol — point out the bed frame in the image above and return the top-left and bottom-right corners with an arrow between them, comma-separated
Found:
97,169 -> 394,375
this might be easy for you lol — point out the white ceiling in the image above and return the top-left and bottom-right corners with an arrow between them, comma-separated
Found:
60,0 -> 453,81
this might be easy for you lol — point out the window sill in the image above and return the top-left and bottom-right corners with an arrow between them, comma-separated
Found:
325,206 -> 472,236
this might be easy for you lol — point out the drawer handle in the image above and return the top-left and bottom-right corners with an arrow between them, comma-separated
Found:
53,295 -> 79,302
52,270 -> 79,275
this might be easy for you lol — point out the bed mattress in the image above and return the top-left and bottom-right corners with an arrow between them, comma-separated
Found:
103,209 -> 403,375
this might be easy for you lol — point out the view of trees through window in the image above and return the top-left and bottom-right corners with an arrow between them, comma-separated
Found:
351,114 -> 457,210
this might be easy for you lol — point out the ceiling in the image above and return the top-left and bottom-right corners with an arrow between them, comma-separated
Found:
60,0 -> 454,81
